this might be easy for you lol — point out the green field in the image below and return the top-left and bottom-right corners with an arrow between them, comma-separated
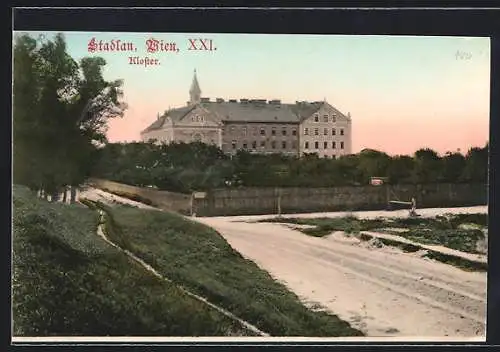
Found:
92,202 -> 363,337
12,185 -> 254,336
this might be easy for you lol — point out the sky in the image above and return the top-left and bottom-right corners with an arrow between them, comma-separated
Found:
18,31 -> 490,156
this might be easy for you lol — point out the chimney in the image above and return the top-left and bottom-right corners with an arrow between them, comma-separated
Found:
216,98 -> 225,103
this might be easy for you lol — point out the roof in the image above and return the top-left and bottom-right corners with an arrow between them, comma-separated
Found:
142,100 -> 348,133
141,105 -> 195,134
199,101 -> 309,123
141,117 -> 165,134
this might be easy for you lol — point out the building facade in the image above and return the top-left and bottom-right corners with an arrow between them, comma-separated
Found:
141,70 -> 353,158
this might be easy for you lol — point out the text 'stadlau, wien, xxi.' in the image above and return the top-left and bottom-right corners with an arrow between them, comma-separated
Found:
87,37 -> 217,67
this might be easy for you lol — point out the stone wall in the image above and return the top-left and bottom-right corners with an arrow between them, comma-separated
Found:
89,179 -> 487,217
192,183 -> 487,216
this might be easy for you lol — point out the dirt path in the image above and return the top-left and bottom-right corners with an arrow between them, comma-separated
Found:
195,217 -> 487,339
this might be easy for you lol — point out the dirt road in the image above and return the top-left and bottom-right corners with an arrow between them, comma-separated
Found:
196,213 -> 487,339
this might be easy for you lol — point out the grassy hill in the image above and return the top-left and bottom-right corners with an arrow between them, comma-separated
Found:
12,185 -> 362,337
94,202 -> 363,337
12,185 -> 253,336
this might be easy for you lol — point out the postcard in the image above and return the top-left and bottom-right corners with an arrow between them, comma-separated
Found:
12,30 -> 489,343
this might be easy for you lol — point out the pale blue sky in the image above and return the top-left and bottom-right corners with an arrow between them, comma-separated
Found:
16,31 -> 490,154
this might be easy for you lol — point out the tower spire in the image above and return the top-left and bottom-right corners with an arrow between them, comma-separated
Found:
189,69 -> 201,105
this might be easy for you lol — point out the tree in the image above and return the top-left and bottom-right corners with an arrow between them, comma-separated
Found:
356,149 -> 391,184
13,34 -> 42,190
412,148 -> 442,184
13,33 -> 127,201
441,151 -> 466,183
462,144 -> 489,183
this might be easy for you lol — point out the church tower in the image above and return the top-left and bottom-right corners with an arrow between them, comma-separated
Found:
189,69 -> 201,105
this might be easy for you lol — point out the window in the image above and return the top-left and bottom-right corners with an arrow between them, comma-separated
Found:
314,141 -> 319,149
260,141 -> 266,147
253,127 -> 257,135
340,129 -> 344,136
332,128 -> 336,135
323,114 -> 329,122
332,113 -> 337,122
271,128 -> 276,136
282,128 -> 287,136
260,128 -> 266,135
314,114 -> 319,122
292,141 -> 297,149
314,128 -> 319,135
242,127 -> 247,136
231,140 -> 237,149
340,141 -> 344,149
252,141 -> 257,149
305,141 -> 309,149
243,142 -> 248,149
282,141 -> 287,149
210,139 -> 215,144
231,126 -> 235,134
271,141 -> 276,149
324,141 -> 328,149
324,128 -> 328,135
292,129 -> 297,136
304,128 -> 309,135
332,141 -> 336,149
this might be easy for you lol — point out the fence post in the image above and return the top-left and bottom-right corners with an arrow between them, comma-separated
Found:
385,184 -> 390,209
276,187 -> 282,217
190,192 -> 194,217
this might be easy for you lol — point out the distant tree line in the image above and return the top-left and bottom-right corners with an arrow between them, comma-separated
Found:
13,32 -> 127,201
91,141 -> 489,194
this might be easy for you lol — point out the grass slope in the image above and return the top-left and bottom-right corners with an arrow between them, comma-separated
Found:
12,185 -> 253,336
95,203 -> 363,337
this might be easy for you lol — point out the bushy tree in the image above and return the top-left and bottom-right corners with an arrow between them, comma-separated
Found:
13,33 -> 127,200
92,141 -> 489,193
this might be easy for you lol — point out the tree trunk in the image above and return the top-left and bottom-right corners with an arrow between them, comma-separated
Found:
62,186 -> 68,203
51,191 -> 60,202
70,186 -> 78,204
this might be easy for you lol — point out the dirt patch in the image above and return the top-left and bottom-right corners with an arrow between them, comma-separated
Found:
475,231 -> 488,254
326,231 -> 362,245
